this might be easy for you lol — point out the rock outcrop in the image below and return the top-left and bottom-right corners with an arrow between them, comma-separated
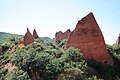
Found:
33,29 -> 39,39
7,28 -> 38,54
66,12 -> 113,65
18,28 -> 35,46
54,29 -> 71,44
113,33 -> 120,46
19,37 -> 24,45
23,28 -> 34,46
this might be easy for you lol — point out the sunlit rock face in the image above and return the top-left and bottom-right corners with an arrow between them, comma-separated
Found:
24,28 -> 34,46
19,28 -> 34,46
7,28 -> 38,54
113,33 -> 120,46
19,37 -> 24,45
66,12 -> 113,65
19,28 -> 39,46
54,29 -> 71,44
33,29 -> 39,39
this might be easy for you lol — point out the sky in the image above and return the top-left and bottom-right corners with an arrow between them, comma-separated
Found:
0,0 -> 120,45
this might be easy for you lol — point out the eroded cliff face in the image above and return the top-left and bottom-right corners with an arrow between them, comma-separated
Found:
7,28 -> 38,54
33,29 -> 39,39
113,33 -> 120,46
66,12 -> 113,65
54,29 -> 71,44
19,28 -> 39,46
23,28 -> 34,46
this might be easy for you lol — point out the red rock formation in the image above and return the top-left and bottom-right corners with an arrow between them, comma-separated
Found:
54,29 -> 71,44
66,12 -> 113,65
24,28 -> 34,46
113,33 -> 120,46
18,28 -> 35,46
19,29 -> 38,46
7,28 -> 35,54
19,37 -> 24,45
33,29 -> 39,39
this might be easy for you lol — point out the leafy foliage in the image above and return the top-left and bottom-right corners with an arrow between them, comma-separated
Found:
41,37 -> 54,43
0,32 -> 22,44
57,39 -> 66,49
8,38 -> 96,80
4,68 -> 30,80
2,34 -> 120,80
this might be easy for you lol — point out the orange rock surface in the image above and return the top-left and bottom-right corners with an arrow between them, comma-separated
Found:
66,12 -> 113,65
19,37 -> 24,45
54,29 -> 71,44
24,28 -> 34,46
19,28 -> 34,46
7,28 -> 36,54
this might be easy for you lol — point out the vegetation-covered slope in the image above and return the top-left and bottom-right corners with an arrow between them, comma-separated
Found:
0,33 -> 120,80
0,32 -> 22,43
41,37 -> 54,43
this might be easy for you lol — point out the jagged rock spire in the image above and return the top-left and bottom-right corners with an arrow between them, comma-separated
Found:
27,28 -> 29,32
66,12 -> 113,65
33,29 -> 39,39
24,28 -> 34,46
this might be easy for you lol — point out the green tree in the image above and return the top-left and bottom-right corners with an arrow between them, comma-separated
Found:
4,68 -> 30,80
57,39 -> 66,49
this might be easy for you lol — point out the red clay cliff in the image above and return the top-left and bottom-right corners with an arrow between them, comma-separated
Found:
54,29 -> 71,44
19,28 -> 35,46
66,12 -> 113,65
7,28 -> 38,54
33,29 -> 39,39
24,28 -> 34,46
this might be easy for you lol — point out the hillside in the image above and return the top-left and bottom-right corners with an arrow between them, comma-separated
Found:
41,37 -> 54,43
0,32 -> 22,42
0,31 -> 120,80
0,32 -> 54,43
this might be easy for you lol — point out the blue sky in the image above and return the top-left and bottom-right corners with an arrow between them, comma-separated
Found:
0,0 -> 120,45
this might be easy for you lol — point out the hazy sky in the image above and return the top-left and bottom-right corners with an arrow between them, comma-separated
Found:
0,0 -> 120,45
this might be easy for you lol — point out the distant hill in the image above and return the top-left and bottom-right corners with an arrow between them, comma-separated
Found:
0,32 -> 54,43
41,37 -> 54,43
0,32 -> 22,42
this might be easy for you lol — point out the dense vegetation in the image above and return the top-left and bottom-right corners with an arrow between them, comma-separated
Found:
0,33 -> 120,80
0,32 -> 22,43
41,37 -> 54,43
